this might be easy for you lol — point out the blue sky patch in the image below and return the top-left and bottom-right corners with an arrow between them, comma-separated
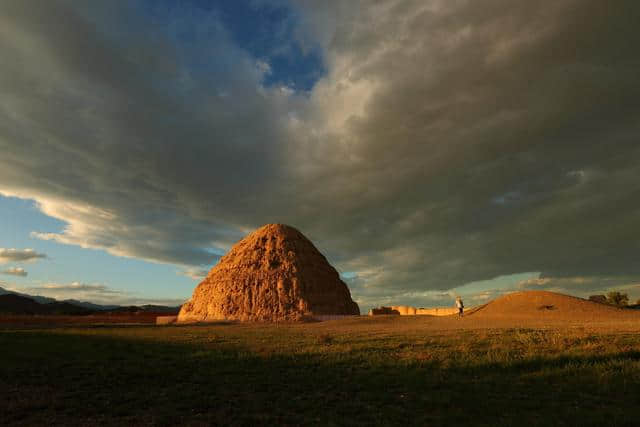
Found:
135,0 -> 325,91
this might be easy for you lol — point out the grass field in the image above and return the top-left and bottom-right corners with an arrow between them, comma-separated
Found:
2,314 -> 640,426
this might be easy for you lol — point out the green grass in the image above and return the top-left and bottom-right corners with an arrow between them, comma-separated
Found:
1,320 -> 640,426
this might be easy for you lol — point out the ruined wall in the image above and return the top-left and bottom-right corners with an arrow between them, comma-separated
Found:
368,306 -> 462,316
415,307 -> 459,316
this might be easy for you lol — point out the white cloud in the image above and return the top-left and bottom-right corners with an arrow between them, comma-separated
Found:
35,282 -> 119,293
19,281 -> 184,306
0,248 -> 46,264
177,268 -> 209,280
256,60 -> 272,76
1,267 -> 27,277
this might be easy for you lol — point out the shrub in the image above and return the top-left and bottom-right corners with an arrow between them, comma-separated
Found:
606,291 -> 629,307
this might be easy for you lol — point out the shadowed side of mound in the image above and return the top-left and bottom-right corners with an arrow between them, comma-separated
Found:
178,224 -> 360,322
469,291 -> 639,321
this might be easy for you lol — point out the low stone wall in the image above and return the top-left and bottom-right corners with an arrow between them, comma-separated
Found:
368,307 -> 400,315
391,306 -> 417,315
369,306 -> 462,316
415,307 -> 459,316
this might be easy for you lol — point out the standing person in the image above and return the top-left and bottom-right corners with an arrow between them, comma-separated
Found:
455,296 -> 464,317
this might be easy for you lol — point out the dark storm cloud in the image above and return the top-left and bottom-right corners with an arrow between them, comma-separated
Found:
287,0 -> 640,298
1,0 -> 640,304
0,0 -> 293,265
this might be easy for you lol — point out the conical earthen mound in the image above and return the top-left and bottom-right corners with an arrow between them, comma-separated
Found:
471,290 -> 635,320
178,224 -> 360,322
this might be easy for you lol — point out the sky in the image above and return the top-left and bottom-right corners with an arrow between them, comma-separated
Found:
1,0 -> 640,310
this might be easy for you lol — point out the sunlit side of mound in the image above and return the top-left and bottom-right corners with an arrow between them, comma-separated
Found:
471,290 -> 636,320
178,224 -> 360,322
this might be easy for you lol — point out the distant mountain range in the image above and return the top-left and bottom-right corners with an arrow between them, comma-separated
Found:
0,294 -> 94,315
0,286 -> 181,315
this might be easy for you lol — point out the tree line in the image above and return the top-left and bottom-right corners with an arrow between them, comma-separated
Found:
589,291 -> 640,307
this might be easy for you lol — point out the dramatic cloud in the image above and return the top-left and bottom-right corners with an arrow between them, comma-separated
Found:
0,248 -> 46,264
0,0 -> 290,265
1,267 -> 28,277
1,1 -> 640,305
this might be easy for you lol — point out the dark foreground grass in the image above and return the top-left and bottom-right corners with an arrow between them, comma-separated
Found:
1,321 -> 640,426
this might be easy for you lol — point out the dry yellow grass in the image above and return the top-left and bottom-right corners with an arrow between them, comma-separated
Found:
3,291 -> 640,425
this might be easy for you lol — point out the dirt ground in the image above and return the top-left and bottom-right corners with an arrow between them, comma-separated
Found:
0,312 -> 161,327
2,291 -> 639,332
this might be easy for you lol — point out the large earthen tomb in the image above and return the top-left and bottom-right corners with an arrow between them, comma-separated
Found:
178,224 -> 360,322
